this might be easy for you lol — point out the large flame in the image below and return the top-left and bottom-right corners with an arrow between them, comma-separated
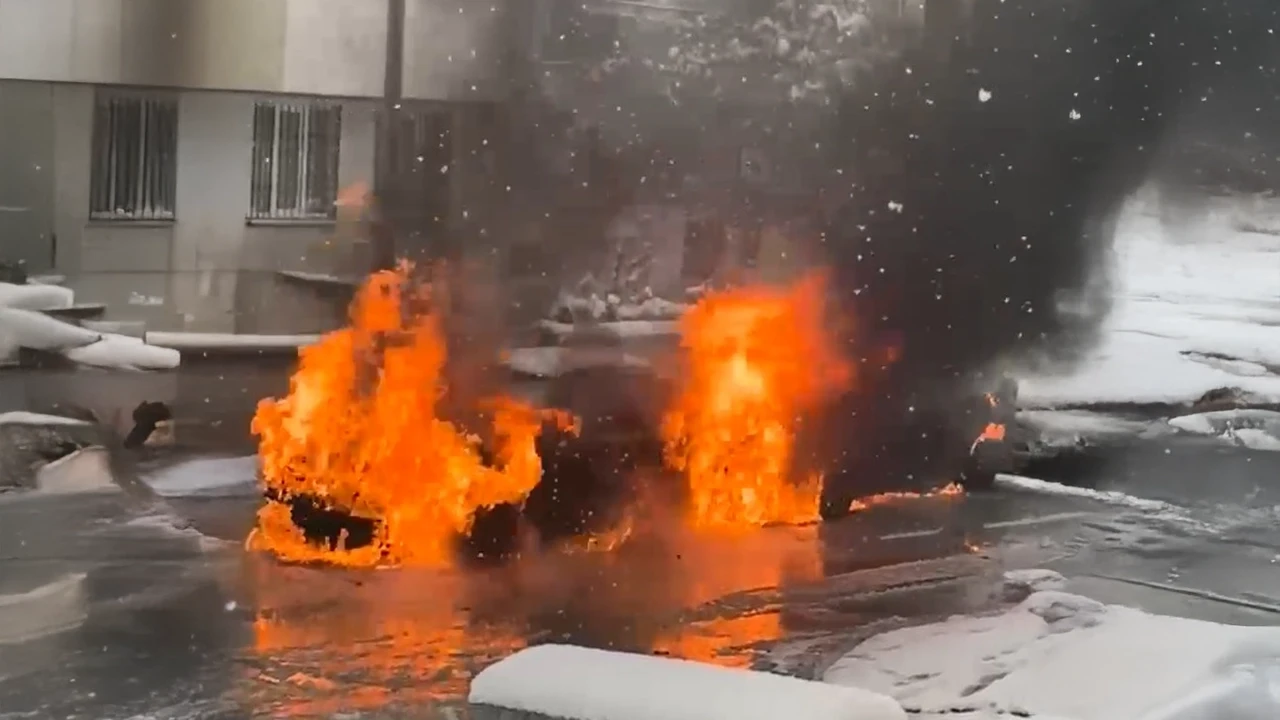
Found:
250,265 -> 574,568
661,275 -> 852,531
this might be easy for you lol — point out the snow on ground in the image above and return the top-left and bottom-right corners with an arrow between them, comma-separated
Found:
141,455 -> 259,498
824,580 -> 1280,720
1019,197 -> 1280,409
1167,409 -> 1280,451
471,644 -> 907,720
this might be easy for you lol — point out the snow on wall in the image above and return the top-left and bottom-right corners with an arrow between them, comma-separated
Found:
470,644 -> 907,720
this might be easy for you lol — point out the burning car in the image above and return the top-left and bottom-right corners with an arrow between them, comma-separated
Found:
247,266 -> 1023,568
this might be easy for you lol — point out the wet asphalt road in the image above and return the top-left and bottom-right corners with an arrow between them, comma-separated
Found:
2,364 -> 1280,719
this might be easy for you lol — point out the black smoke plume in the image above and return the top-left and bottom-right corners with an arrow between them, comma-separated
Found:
494,0 -> 1280,511
815,0 -> 1280,509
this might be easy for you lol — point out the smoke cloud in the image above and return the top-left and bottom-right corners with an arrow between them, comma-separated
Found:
815,0 -> 1280,507
501,0 -> 1280,506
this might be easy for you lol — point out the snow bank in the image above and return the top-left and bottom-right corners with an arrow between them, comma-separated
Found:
471,644 -> 907,720
1018,203 -> 1280,408
142,455 -> 259,498
824,586 -> 1280,720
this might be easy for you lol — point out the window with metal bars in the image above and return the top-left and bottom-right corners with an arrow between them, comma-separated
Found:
89,91 -> 179,221
248,100 -> 342,221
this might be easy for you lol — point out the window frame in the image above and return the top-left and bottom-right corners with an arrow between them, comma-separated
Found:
247,97 -> 343,225
88,88 -> 180,223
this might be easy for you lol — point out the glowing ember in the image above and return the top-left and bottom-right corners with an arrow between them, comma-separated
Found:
661,274 -> 852,531
847,482 -> 964,513
249,264 -> 575,568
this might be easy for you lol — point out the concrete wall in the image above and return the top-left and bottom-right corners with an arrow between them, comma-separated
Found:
0,82 -> 56,273
0,0 -> 512,101
36,82 -> 378,333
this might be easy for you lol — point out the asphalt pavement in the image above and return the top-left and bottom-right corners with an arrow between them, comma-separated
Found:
2,364 -> 1280,719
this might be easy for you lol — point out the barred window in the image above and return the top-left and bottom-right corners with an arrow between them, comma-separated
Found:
249,100 -> 342,221
89,91 -> 178,221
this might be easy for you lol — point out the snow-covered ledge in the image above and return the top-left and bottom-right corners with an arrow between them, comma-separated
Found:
469,644 -> 907,720
0,283 -> 180,371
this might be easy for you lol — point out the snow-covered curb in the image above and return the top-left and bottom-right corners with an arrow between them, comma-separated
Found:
824,578 -> 1280,719
471,644 -> 907,720
144,331 -> 321,353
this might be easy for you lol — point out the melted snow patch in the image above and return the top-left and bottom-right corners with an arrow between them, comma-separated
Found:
994,474 -> 1175,513
0,573 -> 88,645
471,644 -> 907,720
825,589 -> 1280,720
120,512 -> 232,551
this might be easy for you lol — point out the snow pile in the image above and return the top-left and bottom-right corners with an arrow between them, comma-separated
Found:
1167,409 -> 1280,451
1018,203 -> 1280,408
142,455 -> 259,498
471,644 -> 907,720
825,582 -> 1280,719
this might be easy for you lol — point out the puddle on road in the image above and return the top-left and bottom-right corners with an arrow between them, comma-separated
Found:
227,523 -> 833,718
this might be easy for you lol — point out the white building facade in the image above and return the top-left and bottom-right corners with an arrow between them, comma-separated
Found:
0,0 -> 516,333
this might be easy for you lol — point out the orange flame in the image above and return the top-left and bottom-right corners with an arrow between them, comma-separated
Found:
848,481 -> 964,513
249,264 -> 575,568
661,275 -> 852,531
